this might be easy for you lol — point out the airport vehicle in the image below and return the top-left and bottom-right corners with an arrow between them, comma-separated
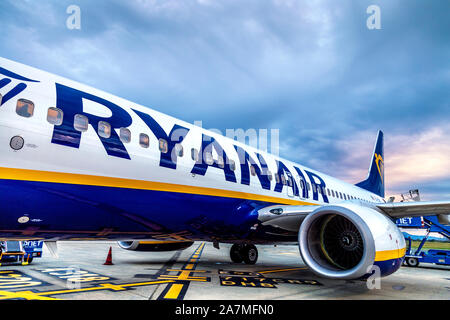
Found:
0,57 -> 449,280
0,240 -> 43,265
398,216 -> 450,267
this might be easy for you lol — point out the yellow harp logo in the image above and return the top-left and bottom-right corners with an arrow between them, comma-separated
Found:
374,153 -> 384,184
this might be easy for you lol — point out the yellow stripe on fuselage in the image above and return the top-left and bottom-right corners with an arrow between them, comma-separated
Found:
375,247 -> 406,261
0,167 -> 316,206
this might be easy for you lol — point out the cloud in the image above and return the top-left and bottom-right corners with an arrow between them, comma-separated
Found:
0,0 -> 449,199
304,126 -> 450,200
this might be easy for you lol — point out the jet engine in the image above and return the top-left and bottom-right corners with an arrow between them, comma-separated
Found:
118,240 -> 194,252
298,203 -> 405,280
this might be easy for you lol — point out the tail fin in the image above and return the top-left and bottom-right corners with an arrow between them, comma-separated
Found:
355,130 -> 385,198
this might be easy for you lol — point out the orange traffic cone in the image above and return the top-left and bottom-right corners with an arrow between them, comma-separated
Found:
104,246 -> 114,265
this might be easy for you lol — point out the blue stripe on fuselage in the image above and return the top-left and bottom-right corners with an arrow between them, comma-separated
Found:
0,179 -> 269,241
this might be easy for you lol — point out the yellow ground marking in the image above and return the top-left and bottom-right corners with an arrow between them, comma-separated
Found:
258,267 -> 307,274
160,242 -> 207,300
158,269 -> 209,282
0,280 -> 175,300
0,290 -> 59,300
166,269 -> 207,273
0,167 -> 317,206
164,284 -> 184,299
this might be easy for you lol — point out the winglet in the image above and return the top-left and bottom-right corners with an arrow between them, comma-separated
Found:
355,130 -> 384,198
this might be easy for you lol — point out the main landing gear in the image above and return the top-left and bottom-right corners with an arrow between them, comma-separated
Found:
230,244 -> 258,265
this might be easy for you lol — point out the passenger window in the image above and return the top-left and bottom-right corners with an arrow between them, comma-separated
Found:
16,99 -> 34,118
230,159 -> 236,171
74,114 -> 89,132
120,128 -> 131,143
288,177 -> 293,187
191,148 -> 199,161
331,190 -> 335,197
307,183 -> 311,190
98,121 -> 111,138
327,189 -> 331,196
275,174 -> 280,184
0,93 -> 2,105
139,133 -> 149,148
250,165 -> 256,176
47,107 -> 63,125
300,179 -> 305,190
159,138 -> 168,153
205,152 -> 214,165
267,170 -> 273,181
218,156 -> 225,168
175,143 -> 183,157
312,185 -> 317,193
339,192 -> 343,199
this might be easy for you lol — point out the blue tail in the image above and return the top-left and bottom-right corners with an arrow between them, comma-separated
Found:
355,131 -> 384,198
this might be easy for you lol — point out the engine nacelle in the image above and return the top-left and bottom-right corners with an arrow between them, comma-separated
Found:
118,240 -> 194,252
298,203 -> 405,280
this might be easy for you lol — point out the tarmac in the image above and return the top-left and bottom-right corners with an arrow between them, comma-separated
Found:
0,241 -> 448,300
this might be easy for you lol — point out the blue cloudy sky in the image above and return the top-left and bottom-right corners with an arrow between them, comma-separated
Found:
1,0 -> 449,200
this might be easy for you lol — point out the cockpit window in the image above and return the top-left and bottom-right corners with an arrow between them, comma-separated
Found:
47,107 -> 63,125
16,99 -> 34,118
74,114 -> 89,132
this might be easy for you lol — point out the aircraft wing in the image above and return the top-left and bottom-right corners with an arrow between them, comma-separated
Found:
376,200 -> 450,219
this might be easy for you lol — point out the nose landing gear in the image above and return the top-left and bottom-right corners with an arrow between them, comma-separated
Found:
230,244 -> 258,265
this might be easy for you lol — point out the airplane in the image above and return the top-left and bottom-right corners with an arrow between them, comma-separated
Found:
0,56 -> 449,280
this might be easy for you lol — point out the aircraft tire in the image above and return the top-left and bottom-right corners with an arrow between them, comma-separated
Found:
242,244 -> 258,265
230,244 -> 243,263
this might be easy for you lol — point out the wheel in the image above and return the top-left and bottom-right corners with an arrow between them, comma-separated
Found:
26,256 -> 33,264
242,244 -> 258,265
406,257 -> 419,267
230,244 -> 243,263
